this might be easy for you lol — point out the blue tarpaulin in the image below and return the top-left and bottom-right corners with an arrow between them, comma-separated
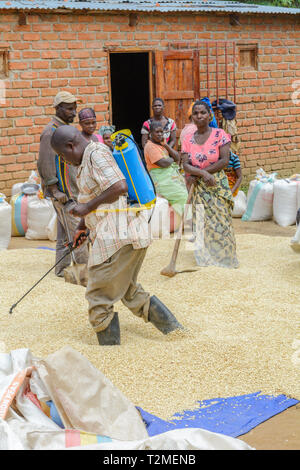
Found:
137,392 -> 299,438
36,247 -> 56,251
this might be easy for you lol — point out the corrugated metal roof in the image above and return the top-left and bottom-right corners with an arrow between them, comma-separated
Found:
1,0 -> 300,14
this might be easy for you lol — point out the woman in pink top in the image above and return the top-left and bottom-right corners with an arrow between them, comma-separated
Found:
181,100 -> 238,268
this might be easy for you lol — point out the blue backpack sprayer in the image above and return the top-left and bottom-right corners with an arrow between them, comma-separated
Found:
110,129 -> 156,214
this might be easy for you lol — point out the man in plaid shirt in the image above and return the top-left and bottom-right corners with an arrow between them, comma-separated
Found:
51,125 -> 183,345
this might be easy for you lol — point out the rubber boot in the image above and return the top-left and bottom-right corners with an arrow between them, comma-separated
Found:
96,312 -> 120,346
148,296 -> 183,335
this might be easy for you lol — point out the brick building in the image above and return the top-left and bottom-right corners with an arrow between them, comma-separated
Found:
0,0 -> 300,197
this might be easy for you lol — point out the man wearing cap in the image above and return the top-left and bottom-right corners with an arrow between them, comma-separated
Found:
37,91 -> 89,277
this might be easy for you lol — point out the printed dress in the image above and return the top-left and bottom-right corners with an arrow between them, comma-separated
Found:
182,128 -> 239,268
224,151 -> 241,197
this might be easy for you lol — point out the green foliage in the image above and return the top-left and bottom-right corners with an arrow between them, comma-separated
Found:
230,0 -> 300,7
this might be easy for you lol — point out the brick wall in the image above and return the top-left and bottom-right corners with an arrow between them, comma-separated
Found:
0,10 -> 299,196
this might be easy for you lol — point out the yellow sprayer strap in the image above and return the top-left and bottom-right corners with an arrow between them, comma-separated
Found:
92,205 -> 155,214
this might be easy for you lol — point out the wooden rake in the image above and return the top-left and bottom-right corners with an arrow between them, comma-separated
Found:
160,183 -> 197,278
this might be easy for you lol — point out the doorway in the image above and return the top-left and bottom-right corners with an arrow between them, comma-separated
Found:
109,52 -> 151,146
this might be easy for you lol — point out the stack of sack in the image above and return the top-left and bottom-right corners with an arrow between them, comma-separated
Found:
273,174 -> 300,227
0,193 -> 12,250
25,193 -> 56,241
8,171 -> 57,246
288,174 -> 300,252
241,169 -> 300,227
242,168 -> 277,222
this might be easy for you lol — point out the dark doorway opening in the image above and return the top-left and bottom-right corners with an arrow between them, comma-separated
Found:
109,52 -> 150,146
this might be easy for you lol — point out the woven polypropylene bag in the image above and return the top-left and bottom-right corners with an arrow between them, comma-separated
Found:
0,195 -> 12,250
273,180 -> 299,227
232,190 -> 247,218
10,193 -> 28,237
25,196 -> 55,240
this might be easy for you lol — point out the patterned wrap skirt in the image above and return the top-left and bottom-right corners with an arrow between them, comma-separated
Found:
192,170 -> 239,268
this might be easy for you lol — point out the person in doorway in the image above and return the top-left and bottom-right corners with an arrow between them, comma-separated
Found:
50,125 -> 183,346
181,100 -> 239,268
37,91 -> 89,277
79,108 -> 99,143
144,120 -> 188,221
224,151 -> 243,197
141,98 -> 177,149
96,125 -> 116,151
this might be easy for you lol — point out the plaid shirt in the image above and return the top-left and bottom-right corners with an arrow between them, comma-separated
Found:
77,141 -> 151,267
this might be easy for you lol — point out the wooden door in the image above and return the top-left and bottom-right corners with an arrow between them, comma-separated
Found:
155,50 -> 200,139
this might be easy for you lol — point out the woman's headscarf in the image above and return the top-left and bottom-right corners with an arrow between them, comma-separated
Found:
99,125 -> 116,136
78,108 -> 96,122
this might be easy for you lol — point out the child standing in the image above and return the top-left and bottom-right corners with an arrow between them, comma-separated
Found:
224,151 -> 243,197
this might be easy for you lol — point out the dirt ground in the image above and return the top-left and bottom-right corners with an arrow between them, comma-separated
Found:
7,219 -> 300,450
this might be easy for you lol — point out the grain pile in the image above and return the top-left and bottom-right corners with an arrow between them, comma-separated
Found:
0,234 -> 300,420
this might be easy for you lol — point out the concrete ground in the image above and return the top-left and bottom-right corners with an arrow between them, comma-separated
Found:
7,219 -> 300,450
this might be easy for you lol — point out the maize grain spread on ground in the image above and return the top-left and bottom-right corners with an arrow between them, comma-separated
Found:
0,233 -> 299,420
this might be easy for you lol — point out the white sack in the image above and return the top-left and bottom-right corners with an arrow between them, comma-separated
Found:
273,179 -> 299,227
232,190 -> 247,218
35,346 -> 149,441
0,349 -> 61,451
26,427 -> 254,451
0,419 -> 24,450
290,221 -> 300,253
27,171 -> 40,185
25,196 -> 55,240
0,194 -> 12,250
149,197 -> 170,239
11,183 -> 25,197
0,348 -> 254,451
242,169 -> 276,222
46,212 -> 57,241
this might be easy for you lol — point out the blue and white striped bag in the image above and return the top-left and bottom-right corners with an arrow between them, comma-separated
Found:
242,169 -> 277,222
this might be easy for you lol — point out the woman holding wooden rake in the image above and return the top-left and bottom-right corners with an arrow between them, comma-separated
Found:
181,100 -> 239,269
